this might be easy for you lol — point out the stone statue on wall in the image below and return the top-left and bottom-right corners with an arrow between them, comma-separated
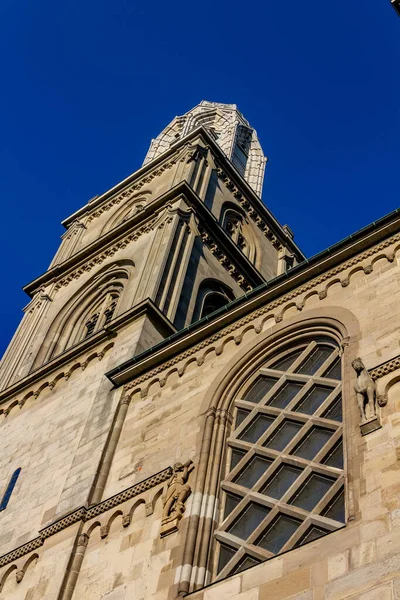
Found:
352,358 -> 382,435
160,459 -> 194,537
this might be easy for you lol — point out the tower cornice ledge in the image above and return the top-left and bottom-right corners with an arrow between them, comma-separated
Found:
0,299 -> 176,405
23,181 -> 266,298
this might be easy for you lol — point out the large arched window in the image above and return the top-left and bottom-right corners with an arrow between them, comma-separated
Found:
32,261 -> 133,368
215,337 -> 344,578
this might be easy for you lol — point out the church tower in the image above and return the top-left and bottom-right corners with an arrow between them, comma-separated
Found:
1,101 -> 400,600
0,101 -> 302,392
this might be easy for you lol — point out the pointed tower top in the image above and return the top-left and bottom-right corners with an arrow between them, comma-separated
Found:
143,101 -> 267,197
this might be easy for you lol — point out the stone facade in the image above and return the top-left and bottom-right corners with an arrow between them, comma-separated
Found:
1,102 -> 400,600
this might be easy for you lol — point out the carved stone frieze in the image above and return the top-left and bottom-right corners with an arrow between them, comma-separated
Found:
370,355 -> 400,381
86,158 -> 178,224
198,225 -> 252,291
214,162 -> 283,249
0,343 -> 115,419
0,467 -> 173,569
54,219 -> 158,292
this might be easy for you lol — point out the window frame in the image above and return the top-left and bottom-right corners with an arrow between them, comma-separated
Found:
213,337 -> 345,579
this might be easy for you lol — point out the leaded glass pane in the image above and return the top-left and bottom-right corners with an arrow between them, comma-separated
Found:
297,346 -> 333,375
322,490 -> 345,522
257,514 -> 301,553
290,473 -> 334,511
268,381 -> 304,409
261,464 -> 303,499
292,427 -> 332,460
224,493 -> 242,518
227,502 -> 270,541
238,414 -> 275,444
297,526 -> 327,545
324,358 -> 342,380
294,385 -> 333,415
263,420 -> 303,452
244,377 -> 278,404
232,555 -> 260,575
218,335 -> 343,565
270,349 -> 305,372
322,396 -> 343,422
233,456 -> 273,489
323,441 -> 344,469
230,448 -> 246,470
218,544 -> 236,573
236,408 -> 250,429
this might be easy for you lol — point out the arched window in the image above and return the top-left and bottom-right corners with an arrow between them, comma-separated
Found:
215,337 -> 344,578
192,280 -> 236,322
83,293 -> 118,339
100,192 -> 151,235
32,261 -> 133,368
220,203 -> 257,264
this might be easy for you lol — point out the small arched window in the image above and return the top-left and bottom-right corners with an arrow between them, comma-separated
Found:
215,337 -> 344,578
192,280 -> 236,323
220,203 -> 257,264
84,293 -> 118,339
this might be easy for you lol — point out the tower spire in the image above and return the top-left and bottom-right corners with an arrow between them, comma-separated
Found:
143,101 -> 267,197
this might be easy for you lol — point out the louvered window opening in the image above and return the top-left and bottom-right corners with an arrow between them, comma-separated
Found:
215,338 -> 345,578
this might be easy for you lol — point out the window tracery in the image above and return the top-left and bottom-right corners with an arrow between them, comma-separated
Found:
215,337 -> 344,578
84,294 -> 118,339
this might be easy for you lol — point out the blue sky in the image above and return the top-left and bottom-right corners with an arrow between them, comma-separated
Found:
0,0 -> 399,356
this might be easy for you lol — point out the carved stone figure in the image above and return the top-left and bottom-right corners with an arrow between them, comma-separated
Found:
15,570 -> 24,584
160,460 -> 194,537
352,358 -> 381,434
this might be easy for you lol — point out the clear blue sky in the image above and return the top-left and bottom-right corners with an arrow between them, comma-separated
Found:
0,0 -> 399,357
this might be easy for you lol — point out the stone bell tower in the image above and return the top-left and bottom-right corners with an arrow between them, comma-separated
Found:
0,101 -> 303,391
0,101 -> 303,599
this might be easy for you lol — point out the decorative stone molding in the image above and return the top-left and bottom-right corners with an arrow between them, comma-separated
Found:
0,468 -> 172,569
198,225 -> 252,291
121,233 -> 400,395
370,355 -> 400,381
214,161 -> 283,250
86,158 -> 178,224
54,219 -> 158,292
0,343 -> 114,419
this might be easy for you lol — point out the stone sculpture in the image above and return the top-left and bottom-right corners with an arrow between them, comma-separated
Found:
352,358 -> 382,434
160,459 -> 194,537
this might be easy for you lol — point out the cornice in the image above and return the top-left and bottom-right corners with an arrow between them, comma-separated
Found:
370,355 -> 400,381
106,214 -> 400,388
24,182 -> 264,298
0,468 -> 172,569
0,299 -> 176,409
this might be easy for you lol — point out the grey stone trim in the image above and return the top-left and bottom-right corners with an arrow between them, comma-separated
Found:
0,538 -> 43,569
0,468 -> 172,569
